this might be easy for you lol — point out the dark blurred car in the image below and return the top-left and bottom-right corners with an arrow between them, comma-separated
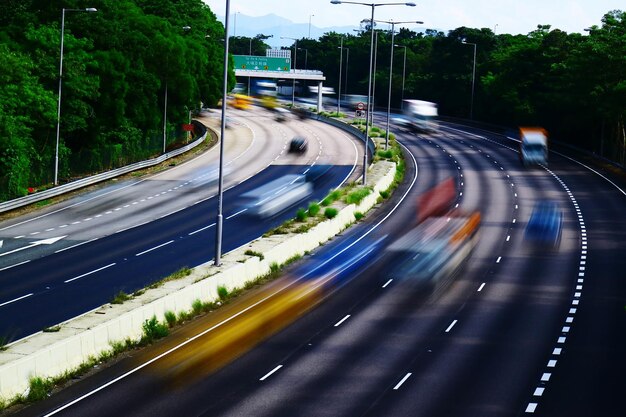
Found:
524,201 -> 563,249
289,137 -> 308,153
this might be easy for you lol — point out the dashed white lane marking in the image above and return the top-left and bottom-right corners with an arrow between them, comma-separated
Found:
477,283 -> 486,292
0,293 -> 34,307
188,223 -> 216,236
533,387 -> 545,396
135,240 -> 175,257
496,256 -> 502,263
445,320 -> 458,333
226,208 -> 247,220
526,403 -> 538,413
259,365 -> 283,381
0,260 -> 30,272
393,373 -> 412,390
382,279 -> 393,288
64,263 -> 116,283
334,315 -> 351,327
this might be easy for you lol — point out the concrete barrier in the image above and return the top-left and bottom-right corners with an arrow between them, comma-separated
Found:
0,161 -> 396,400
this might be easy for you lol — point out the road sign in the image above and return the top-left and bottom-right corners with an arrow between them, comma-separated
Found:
233,55 -> 291,72
356,102 -> 365,110
355,110 -> 365,118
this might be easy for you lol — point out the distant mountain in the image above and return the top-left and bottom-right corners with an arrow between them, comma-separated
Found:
218,13 -> 362,47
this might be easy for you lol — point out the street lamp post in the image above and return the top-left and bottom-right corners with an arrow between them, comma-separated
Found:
395,44 -> 407,111
370,19 -> 422,149
215,0 -> 232,266
462,39 -> 477,120
281,36 -> 298,107
248,36 -> 253,95
344,47 -> 349,98
337,37 -> 343,115
309,14 -> 315,38
163,25 -> 191,154
54,7 -> 97,186
331,0 -> 416,185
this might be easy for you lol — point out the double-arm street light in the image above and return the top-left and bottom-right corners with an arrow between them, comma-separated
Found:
55,7 -> 98,186
394,44 -> 407,111
331,1 -> 416,185
309,14 -> 315,38
370,19 -> 422,149
281,36 -> 298,107
462,39 -> 477,120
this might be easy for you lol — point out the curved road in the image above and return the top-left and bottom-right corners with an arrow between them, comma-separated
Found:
0,106 -> 363,341
12,118 -> 626,417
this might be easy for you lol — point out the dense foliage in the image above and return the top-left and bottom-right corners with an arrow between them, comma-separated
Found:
0,0 -> 233,200
285,11 -> 625,163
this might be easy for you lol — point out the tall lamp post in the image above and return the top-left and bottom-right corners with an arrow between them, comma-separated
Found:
330,1 -> 416,185
215,1 -> 232,266
344,47 -> 349,98
337,37 -> 344,115
163,25 -> 191,154
395,44 -> 407,111
462,39 -> 477,120
55,7 -> 98,186
309,14 -> 315,38
281,36 -> 298,107
370,19 -> 422,149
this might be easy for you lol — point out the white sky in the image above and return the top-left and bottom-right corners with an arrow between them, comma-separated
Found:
204,0 -> 624,35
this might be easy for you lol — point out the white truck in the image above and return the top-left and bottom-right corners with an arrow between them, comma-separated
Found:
519,127 -> 548,167
403,99 -> 438,133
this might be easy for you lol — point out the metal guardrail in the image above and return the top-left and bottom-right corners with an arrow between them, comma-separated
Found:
0,122 -> 211,214
313,113 -> 376,157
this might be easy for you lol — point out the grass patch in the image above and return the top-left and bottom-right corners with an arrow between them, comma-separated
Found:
42,326 -> 61,333
379,190 -> 390,199
133,289 -> 145,297
324,208 -> 338,219
244,250 -> 264,260
192,299 -> 203,316
0,336 -> 8,351
354,211 -> 364,220
308,202 -> 321,216
321,190 -> 342,206
35,199 -> 52,208
295,208 -> 307,221
27,376 -> 53,402
147,267 -> 192,289
345,188 -> 372,205
111,290 -> 132,305
164,311 -> 177,328
141,316 -> 169,344
377,149 -> 393,159
217,285 -> 229,301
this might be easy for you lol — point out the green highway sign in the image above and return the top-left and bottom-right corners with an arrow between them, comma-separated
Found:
233,55 -> 291,72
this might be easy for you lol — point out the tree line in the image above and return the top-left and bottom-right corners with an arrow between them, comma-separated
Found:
0,0 -> 232,201
1,2 -> 624,202
234,10 -> 625,164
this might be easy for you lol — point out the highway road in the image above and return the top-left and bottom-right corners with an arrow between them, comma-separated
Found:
12,118 -> 626,417
0,106 -> 363,342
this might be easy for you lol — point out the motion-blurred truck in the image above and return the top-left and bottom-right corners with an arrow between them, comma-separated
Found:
403,99 -> 438,133
519,127 -> 548,167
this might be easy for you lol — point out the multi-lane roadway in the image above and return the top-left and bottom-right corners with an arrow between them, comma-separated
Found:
8,113 -> 626,417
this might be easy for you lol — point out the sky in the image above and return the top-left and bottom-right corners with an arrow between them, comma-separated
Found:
204,0 -> 624,36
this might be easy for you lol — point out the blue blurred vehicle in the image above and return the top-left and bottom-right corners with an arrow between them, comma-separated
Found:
524,201 -> 563,249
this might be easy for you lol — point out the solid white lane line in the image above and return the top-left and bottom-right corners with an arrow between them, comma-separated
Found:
259,365 -> 283,381
382,279 -> 393,288
393,373 -> 412,390
55,238 -> 98,254
135,240 -> 175,257
334,315 -> 351,327
0,293 -> 34,308
0,260 -> 31,271
445,320 -> 458,333
477,283 -> 486,292
226,208 -> 247,220
188,223 -> 216,235
64,263 -> 116,283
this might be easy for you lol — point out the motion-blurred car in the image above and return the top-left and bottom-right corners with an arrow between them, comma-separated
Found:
289,137 -> 308,153
524,201 -> 562,249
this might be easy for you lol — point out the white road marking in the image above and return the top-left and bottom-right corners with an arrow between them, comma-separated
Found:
64,263 -> 116,283
445,320 -> 458,333
0,293 -> 34,308
477,283 -> 486,292
55,238 -> 98,253
188,223 -> 216,235
553,348 -> 562,355
382,279 -> 393,288
259,365 -> 283,381
0,260 -> 31,271
393,373 -> 412,390
558,337 -> 566,343
0,236 -> 67,258
541,373 -> 551,382
547,360 -> 557,368
525,403 -> 538,413
506,235 -> 511,242
496,256 -> 502,263
226,208 -> 247,220
135,240 -> 175,257
533,387 -> 545,396
334,315 -> 351,327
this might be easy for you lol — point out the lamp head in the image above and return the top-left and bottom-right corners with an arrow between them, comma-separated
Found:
330,0 -> 342,4
406,2 -> 416,6
85,8 -> 97,12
